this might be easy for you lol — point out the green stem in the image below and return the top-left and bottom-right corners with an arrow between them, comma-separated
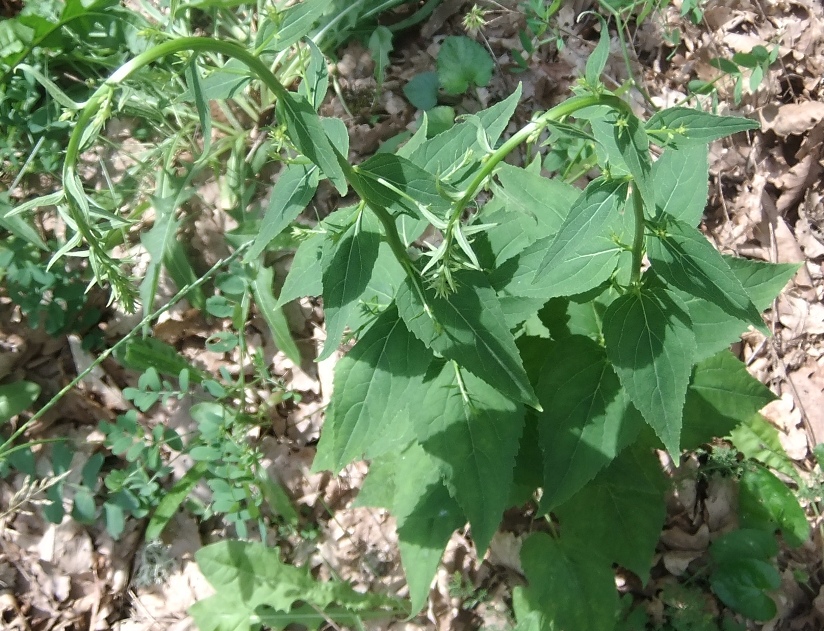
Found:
630,183 -> 646,286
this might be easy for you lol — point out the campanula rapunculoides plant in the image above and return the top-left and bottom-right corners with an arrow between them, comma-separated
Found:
22,18 -> 807,629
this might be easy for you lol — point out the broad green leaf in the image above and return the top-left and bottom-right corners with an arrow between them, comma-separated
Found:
314,306 -> 432,472
368,26 -> 393,86
271,0 -> 335,52
648,217 -> 767,333
188,596 -> 252,631
398,480 -> 465,614
0,380 -> 40,423
277,91 -> 347,194
403,85 -> 521,177
651,145 -> 709,226
536,336 -> 643,509
246,163 -> 319,261
189,58 -> 249,100
676,257 -> 797,361
485,164 -> 579,264
645,107 -> 759,147
318,215 -> 382,360
681,350 -> 776,450
355,444 -> 464,614
709,529 -> 780,622
603,287 -> 695,457
276,232 -> 325,306
299,39 -> 328,111
395,271 -> 538,407
555,445 -> 667,583
538,284 -> 620,342
412,364 -> 525,553
535,178 -> 628,277
493,235 -> 627,318
437,35 -> 493,94
730,415 -> 798,482
739,466 -> 809,547
195,541 -> 319,611
513,532 -> 618,631
251,263 -> 302,364
723,256 -> 798,310
351,153 -> 455,220
403,72 -> 439,111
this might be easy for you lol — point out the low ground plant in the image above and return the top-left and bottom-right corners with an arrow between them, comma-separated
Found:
0,2 -> 811,629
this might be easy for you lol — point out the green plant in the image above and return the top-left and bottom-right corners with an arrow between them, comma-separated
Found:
404,35 -> 494,111
3,5 -> 809,630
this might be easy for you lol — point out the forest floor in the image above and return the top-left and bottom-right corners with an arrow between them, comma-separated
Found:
2,0 -> 824,629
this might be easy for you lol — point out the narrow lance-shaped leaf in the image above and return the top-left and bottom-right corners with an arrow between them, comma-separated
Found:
277,90 -> 347,194
536,336 -> 643,510
614,114 -> 654,213
648,216 -> 768,333
299,39 -> 328,111
412,363 -> 525,554
645,107 -> 759,148
395,270 -> 538,407
603,287 -> 695,456
246,162 -> 319,261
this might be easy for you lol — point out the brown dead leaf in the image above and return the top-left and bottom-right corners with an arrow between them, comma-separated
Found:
759,102 -> 824,137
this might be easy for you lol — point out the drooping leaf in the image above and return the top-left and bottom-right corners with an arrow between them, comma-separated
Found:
555,445 -> 667,583
411,363 -> 525,553
318,214 -> 382,360
395,271 -> 538,407
251,262 -> 302,364
603,287 -> 695,457
651,145 -> 709,226
681,350 -> 776,450
535,336 -> 643,509
246,163 -> 319,261
437,35 -> 493,95
647,217 -> 767,333
645,107 -> 759,148
513,532 -> 618,631
314,306 -> 432,472
739,466 -> 809,547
